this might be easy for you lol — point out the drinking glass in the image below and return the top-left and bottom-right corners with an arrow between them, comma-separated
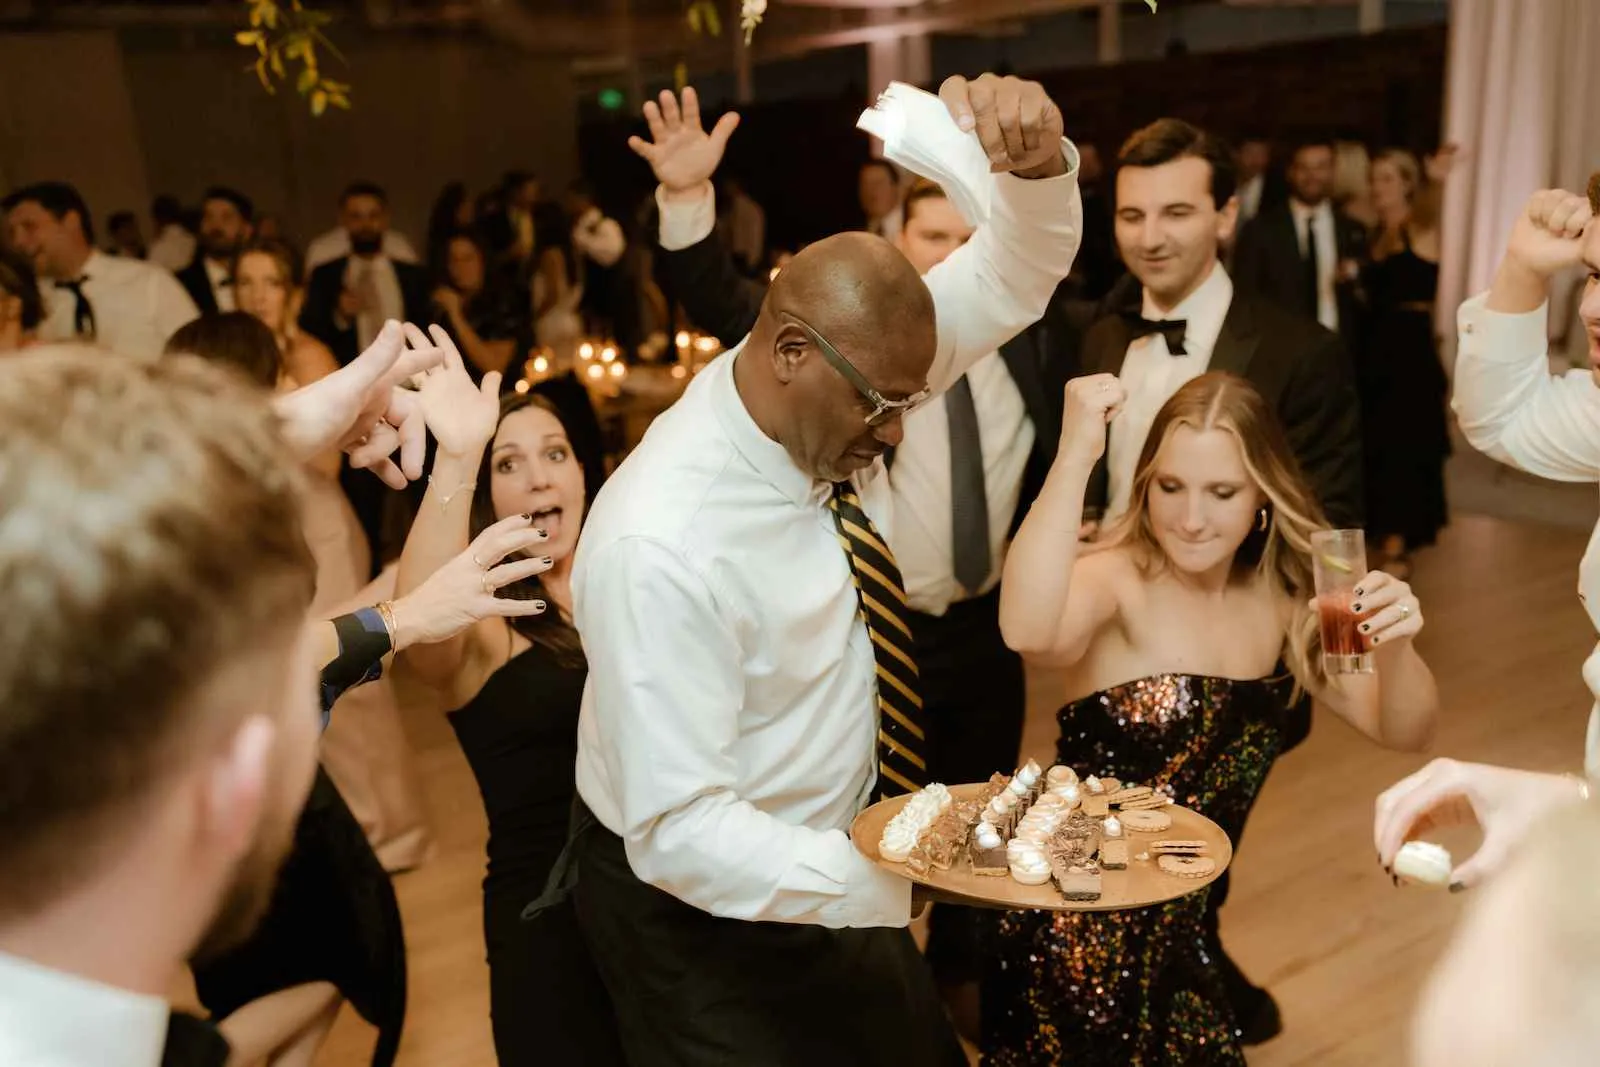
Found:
1312,529 -> 1374,675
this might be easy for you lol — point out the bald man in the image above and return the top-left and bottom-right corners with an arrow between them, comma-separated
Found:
564,74 -> 1082,1065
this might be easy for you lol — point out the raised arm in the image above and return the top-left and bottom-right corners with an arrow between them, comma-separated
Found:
628,86 -> 767,346
920,74 -> 1081,394
1454,188 -> 1600,482
577,535 -> 911,928
999,375 -> 1125,665
393,327 -> 544,700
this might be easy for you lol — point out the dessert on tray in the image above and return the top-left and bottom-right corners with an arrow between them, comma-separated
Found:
863,762 -> 1227,908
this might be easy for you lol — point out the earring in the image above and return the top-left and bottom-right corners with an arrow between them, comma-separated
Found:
1257,508 -> 1270,532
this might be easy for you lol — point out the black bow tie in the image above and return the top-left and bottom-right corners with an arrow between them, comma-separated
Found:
1123,312 -> 1188,355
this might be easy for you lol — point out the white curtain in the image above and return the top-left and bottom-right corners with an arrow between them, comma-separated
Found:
1437,0 -> 1600,364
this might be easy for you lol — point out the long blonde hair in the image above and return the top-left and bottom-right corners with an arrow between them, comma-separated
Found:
1099,372 -> 1329,696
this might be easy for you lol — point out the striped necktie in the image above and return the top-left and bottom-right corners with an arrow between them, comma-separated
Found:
828,482 -> 927,800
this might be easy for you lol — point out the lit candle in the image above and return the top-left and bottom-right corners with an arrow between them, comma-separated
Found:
514,379 -> 530,394
532,355 -> 549,375
586,363 -> 604,381
600,346 -> 617,364
608,361 -> 626,379
670,364 -> 687,379
675,330 -> 690,350
579,342 -> 595,361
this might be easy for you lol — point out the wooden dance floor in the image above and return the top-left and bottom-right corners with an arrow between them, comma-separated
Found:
318,513 -> 1597,1066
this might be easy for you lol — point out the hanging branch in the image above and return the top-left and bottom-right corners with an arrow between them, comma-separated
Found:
236,0 -> 351,116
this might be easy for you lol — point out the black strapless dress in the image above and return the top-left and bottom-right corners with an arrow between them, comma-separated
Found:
446,642 -> 623,1066
1358,238 -> 1450,548
981,673 -> 1293,1067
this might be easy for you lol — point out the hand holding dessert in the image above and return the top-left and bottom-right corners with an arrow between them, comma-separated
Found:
1374,758 -> 1592,890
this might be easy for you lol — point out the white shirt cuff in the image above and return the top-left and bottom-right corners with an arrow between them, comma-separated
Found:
815,852 -> 913,929
656,183 -> 717,253
1458,291 -> 1550,364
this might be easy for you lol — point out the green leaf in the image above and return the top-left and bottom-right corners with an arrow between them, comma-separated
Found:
686,5 -> 701,33
310,89 -> 327,116
235,29 -> 262,46
297,66 -> 317,93
674,61 -> 688,93
254,56 -> 275,93
1144,0 -> 1158,9
270,48 -> 286,78
703,3 -> 721,36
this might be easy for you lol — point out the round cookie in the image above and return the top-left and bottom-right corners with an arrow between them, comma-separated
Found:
1157,854 -> 1217,879
1118,809 -> 1173,833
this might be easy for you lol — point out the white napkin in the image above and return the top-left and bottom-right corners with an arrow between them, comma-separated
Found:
857,81 -> 993,227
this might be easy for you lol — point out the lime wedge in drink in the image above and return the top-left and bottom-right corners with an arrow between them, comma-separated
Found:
1319,553 -> 1355,574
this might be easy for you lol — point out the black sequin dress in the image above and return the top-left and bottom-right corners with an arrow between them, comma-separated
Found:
981,673 -> 1292,1067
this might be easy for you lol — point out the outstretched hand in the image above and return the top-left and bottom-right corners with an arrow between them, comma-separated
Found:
627,86 -> 741,198
409,323 -> 501,459
273,319 -> 445,489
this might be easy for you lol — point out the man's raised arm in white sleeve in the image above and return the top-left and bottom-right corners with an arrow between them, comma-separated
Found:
1454,187 -> 1600,481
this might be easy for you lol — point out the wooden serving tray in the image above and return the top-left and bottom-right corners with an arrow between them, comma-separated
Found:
849,782 -> 1233,912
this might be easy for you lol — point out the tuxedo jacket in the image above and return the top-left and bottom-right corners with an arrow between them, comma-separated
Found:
1233,201 -> 1369,353
1079,280 -> 1365,529
299,255 -> 433,365
175,258 -> 221,315
656,231 -> 1090,534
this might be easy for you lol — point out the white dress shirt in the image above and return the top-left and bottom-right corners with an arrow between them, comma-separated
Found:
576,154 -> 1082,929
1237,173 -> 1264,224
1453,293 -> 1600,776
1106,263 -> 1235,522
0,950 -> 169,1067
146,223 -> 195,273
890,352 -> 1033,614
1290,198 -> 1339,332
342,255 -> 405,353
39,250 -> 199,358
203,257 -> 236,312
303,228 -> 418,276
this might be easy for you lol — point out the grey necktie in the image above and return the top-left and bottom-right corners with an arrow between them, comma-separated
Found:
947,374 -> 990,596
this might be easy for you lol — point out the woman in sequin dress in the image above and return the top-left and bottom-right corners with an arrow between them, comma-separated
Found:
989,372 -> 1442,1065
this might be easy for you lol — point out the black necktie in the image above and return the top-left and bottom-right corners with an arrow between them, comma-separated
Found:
946,375 -> 990,596
56,276 -> 95,339
1302,216 -> 1320,319
828,483 -> 927,800
1122,312 -> 1188,355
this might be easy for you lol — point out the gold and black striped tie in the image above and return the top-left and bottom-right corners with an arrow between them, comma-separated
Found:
828,482 -> 928,800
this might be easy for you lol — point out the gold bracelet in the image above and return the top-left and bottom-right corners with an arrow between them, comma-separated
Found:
428,473 -> 477,511
375,600 -> 399,647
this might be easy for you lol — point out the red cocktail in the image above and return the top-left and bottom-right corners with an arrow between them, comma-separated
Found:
1311,530 -> 1375,674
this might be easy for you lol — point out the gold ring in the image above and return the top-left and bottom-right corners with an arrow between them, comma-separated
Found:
482,574 -> 494,595
472,552 -> 485,568
1400,603 -> 1411,618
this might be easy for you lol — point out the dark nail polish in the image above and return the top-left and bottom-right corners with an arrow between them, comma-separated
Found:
1351,602 -> 1363,613
1354,587 -> 1365,597
540,556 -> 554,566
536,529 -> 549,539
533,600 -> 547,610
1360,623 -> 1371,633
1371,636 -> 1381,645
521,512 -> 534,521
1448,882 -> 1466,894
1391,873 -> 1400,887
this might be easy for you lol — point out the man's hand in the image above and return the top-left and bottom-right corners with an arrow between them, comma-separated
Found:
939,74 -> 1067,180
626,86 -> 741,201
1488,188 -> 1592,314
273,319 -> 446,489
1507,188 -> 1592,279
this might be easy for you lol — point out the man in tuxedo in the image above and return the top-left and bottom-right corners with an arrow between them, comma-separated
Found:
299,182 -> 433,567
1233,134 -> 1368,353
1078,117 -> 1362,1045
860,158 -> 904,241
299,183 -> 432,367
177,187 -> 255,314
635,88 -> 1086,1038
